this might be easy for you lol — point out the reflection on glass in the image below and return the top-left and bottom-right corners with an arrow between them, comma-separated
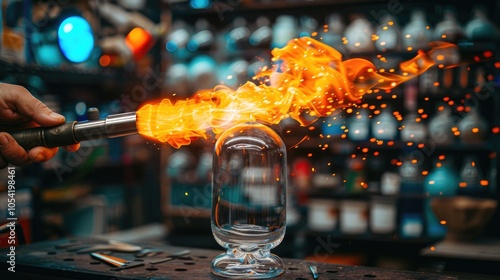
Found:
211,122 -> 287,279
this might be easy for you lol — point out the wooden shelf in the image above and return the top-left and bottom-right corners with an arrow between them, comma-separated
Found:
286,136 -> 495,152
0,59 -> 137,86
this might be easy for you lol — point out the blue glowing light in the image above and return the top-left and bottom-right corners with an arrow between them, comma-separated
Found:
166,41 -> 178,52
187,41 -> 199,52
58,16 -> 94,63
190,0 -> 211,9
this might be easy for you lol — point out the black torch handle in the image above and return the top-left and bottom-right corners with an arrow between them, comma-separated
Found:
9,122 -> 78,150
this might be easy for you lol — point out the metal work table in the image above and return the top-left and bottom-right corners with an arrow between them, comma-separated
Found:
0,238 -> 496,279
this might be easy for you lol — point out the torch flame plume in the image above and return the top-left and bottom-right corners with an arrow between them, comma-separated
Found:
137,37 -> 457,148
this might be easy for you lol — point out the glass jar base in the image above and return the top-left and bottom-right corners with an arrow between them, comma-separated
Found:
211,251 -> 284,279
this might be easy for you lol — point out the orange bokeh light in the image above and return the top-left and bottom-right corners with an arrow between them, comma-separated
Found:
125,27 -> 153,61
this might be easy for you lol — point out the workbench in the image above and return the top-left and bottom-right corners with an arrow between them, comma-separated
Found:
0,238 -> 496,279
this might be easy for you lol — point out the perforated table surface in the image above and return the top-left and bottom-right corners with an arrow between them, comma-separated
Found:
0,238 -> 493,279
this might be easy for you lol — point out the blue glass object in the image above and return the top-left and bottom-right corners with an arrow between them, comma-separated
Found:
424,158 -> 459,238
58,16 -> 94,63
190,0 -> 211,9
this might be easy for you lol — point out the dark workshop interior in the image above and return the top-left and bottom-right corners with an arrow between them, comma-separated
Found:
1,0 -> 500,279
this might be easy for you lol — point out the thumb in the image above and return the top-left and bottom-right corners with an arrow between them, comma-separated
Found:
14,86 -> 66,127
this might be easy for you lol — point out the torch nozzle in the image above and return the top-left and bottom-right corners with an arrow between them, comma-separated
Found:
8,111 -> 138,150
74,112 -> 137,141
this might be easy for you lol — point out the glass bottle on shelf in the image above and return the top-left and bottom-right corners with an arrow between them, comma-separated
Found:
320,13 -> 346,53
370,196 -> 397,235
188,55 -> 218,90
399,153 -> 424,195
433,6 -> 465,43
298,15 -> 318,38
225,17 -> 251,52
347,108 -> 370,141
211,122 -> 287,278
401,9 -> 433,51
423,156 -> 459,238
218,59 -> 249,89
344,14 -> 375,54
165,20 -> 191,60
428,103 -> 456,145
400,113 -> 428,143
465,6 -> 499,41
458,107 -> 488,144
398,152 -> 425,239
249,16 -> 272,48
187,18 -> 215,52
271,15 -> 298,49
164,63 -> 190,97
458,155 -> 488,197
374,14 -> 401,52
400,83 -> 428,143
371,107 -> 398,141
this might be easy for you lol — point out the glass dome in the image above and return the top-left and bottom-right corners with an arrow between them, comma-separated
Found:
211,122 -> 287,278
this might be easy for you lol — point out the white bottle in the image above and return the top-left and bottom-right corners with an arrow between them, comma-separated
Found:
344,14 -> 375,54
401,10 -> 432,51
348,109 -> 370,141
271,15 -> 298,48
433,7 -> 465,42
375,14 -> 401,52
400,113 -> 428,142
320,13 -> 346,53
458,108 -> 488,143
371,107 -> 398,140
428,105 -> 456,145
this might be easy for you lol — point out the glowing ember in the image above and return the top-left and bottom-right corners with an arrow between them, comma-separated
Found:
137,37 -> 457,148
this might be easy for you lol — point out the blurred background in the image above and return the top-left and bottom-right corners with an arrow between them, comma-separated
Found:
1,0 -> 500,276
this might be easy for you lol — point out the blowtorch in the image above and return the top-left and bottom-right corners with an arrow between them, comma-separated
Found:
8,108 -> 138,150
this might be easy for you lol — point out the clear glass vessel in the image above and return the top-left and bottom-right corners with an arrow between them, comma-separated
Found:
211,122 -> 287,279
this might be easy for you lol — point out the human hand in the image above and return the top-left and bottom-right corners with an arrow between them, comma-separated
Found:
0,83 -> 80,168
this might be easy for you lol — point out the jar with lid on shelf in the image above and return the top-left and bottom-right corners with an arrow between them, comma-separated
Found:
344,14 -> 375,54
340,199 -> 368,235
320,13 -> 346,54
371,106 -> 398,141
400,113 -> 428,143
401,9 -> 433,52
398,152 -> 424,195
428,103 -> 457,145
271,15 -> 298,49
249,16 -> 272,48
458,155 -> 488,197
347,108 -> 370,141
433,6 -> 465,43
225,17 -> 251,52
370,196 -> 397,235
465,5 -> 499,41
458,107 -> 488,144
187,18 -> 215,52
374,14 -> 401,52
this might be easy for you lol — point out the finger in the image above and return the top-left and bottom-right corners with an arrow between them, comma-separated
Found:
28,146 -> 59,163
0,133 -> 31,166
5,84 -> 66,127
63,143 -> 80,152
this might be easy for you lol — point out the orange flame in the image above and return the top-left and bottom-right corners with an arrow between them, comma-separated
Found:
137,37 -> 457,148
